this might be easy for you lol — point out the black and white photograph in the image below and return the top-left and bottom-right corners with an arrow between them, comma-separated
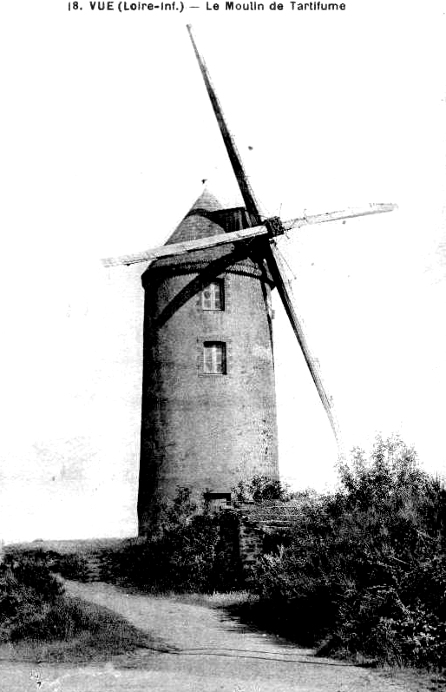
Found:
1,1 -> 445,689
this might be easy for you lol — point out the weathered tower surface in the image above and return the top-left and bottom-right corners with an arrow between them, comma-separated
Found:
138,189 -> 279,534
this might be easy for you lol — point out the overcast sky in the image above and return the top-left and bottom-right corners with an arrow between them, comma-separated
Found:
0,0 -> 445,542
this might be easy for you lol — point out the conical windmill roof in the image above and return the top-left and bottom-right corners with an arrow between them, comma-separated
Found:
146,186 -> 271,280
165,189 -> 225,244
164,188 -> 238,246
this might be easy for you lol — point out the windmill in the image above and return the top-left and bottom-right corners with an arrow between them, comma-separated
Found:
104,26 -> 396,534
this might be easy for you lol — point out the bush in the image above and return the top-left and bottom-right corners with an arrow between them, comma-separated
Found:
250,436 -> 446,669
55,553 -> 91,581
109,488 -> 243,593
233,475 -> 291,503
4,546 -> 91,582
0,554 -> 64,643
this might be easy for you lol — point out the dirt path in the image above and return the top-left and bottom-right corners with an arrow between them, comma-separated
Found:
0,581 -> 421,691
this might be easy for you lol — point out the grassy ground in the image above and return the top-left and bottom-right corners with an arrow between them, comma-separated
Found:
0,594 -> 161,664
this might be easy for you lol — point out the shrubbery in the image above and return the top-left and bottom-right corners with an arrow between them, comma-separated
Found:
109,488 -> 243,593
249,436 -> 446,669
233,475 -> 292,503
0,554 -> 64,643
4,547 -> 91,582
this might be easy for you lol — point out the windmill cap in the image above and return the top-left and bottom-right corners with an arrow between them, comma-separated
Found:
164,189 -> 237,246
143,188 -> 273,283
189,188 -> 225,213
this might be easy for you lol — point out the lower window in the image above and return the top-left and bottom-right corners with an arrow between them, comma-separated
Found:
203,341 -> 226,374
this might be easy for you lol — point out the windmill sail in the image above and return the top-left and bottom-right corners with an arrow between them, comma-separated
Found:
187,24 -> 340,440
103,203 -> 397,267
266,241 -> 340,441
186,24 -> 262,225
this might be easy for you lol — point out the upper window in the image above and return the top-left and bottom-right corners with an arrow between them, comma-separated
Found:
201,280 -> 224,311
203,341 -> 226,375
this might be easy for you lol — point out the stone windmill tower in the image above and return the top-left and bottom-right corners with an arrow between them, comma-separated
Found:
137,187 -> 279,530
104,26 -> 396,535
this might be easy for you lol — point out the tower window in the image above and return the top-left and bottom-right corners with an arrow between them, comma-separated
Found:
203,342 -> 226,374
201,280 -> 224,311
